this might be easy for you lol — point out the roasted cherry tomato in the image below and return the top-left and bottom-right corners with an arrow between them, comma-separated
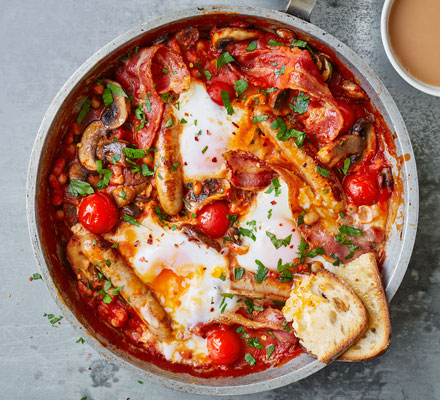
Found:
207,81 -> 235,106
343,171 -> 379,206
197,201 -> 230,238
78,193 -> 119,234
337,100 -> 356,133
207,329 -> 241,365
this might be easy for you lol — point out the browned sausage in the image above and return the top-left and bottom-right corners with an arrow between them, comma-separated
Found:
78,233 -> 172,341
154,104 -> 183,215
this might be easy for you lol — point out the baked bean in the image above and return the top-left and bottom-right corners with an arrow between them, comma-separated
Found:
55,209 -> 65,221
92,83 -> 105,95
69,122 -> 82,136
64,132 -> 74,145
58,172 -> 67,185
48,174 -> 60,189
91,96 -> 101,109
65,144 -> 76,158
51,190 -> 64,207
52,158 -> 66,176
193,180 -> 202,196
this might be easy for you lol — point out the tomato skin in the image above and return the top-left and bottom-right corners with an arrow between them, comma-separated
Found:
196,201 -> 230,238
207,329 -> 241,365
206,81 -> 235,106
343,171 -> 379,206
337,100 -> 356,133
78,193 -> 119,234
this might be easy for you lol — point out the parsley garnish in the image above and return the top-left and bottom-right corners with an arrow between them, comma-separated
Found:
269,39 -> 284,47
247,337 -> 264,349
216,51 -> 235,69
123,148 -> 145,159
43,313 -> 63,327
246,41 -> 257,52
76,98 -> 91,124
254,260 -> 269,283
32,273 -> 42,280
123,214 -> 140,227
274,65 -> 286,77
297,237 -> 325,262
339,225 -> 363,236
266,231 -> 292,249
227,214 -> 238,226
342,158 -> 351,175
252,115 -> 268,124
221,90 -> 234,115
234,267 -> 244,280
245,299 -> 263,314
297,210 -> 306,226
239,227 -> 256,241
234,79 -> 248,96
102,87 -> 113,106
68,179 -> 94,197
95,160 -> 112,189
142,164 -> 154,176
201,145 -> 208,154
265,177 -> 281,197
316,165 -> 330,178
267,209 -> 273,219
291,39 -> 308,48
107,83 -> 128,98
289,91 -> 310,114
236,326 -> 247,338
267,344 -> 275,358
111,154 -> 121,164
245,353 -> 256,366
165,117 -> 174,128
145,94 -> 152,112
330,253 -> 342,266
76,337 -> 85,344
204,69 -> 212,80
282,321 -> 291,331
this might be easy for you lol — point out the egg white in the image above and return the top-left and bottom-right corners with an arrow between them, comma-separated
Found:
174,81 -> 246,182
235,178 -> 302,273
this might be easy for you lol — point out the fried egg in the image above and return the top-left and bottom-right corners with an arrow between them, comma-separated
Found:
235,178 -> 302,273
173,81 -> 249,182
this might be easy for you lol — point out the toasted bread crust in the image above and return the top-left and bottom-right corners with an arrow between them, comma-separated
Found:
283,270 -> 368,363
334,253 -> 391,361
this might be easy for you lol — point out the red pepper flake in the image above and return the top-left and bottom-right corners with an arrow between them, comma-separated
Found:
232,131 -> 236,135
212,157 -> 218,163
184,162 -> 188,166
271,200 -> 277,205
195,137 -> 199,141
147,234 -> 153,245
134,240 -> 140,247
232,121 -> 239,128
206,130 -> 211,135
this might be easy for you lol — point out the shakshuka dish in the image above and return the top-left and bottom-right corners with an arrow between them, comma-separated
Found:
47,23 -> 400,377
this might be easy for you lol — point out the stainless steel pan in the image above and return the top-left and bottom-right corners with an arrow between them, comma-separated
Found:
26,3 -> 419,395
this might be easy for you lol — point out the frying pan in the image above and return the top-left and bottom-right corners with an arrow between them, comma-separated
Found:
26,2 -> 419,395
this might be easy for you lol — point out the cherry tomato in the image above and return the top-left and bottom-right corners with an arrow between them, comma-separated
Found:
343,171 -> 379,206
337,100 -> 356,133
78,193 -> 119,234
206,81 -> 235,106
207,329 -> 241,365
196,201 -> 230,238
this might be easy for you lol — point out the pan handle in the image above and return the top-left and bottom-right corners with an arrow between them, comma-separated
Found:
283,0 -> 317,21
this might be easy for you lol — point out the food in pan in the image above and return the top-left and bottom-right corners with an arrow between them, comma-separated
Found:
48,22 -> 399,377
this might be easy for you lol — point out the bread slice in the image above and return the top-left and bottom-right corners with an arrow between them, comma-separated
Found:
282,270 -> 368,363
334,253 -> 391,361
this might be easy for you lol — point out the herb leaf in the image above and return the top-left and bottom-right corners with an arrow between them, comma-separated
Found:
234,79 -> 248,96
247,337 -> 264,349
234,267 -> 244,280
123,214 -> 140,227
267,344 -> 275,358
254,260 -> 269,283
266,231 -> 292,249
316,165 -> 330,178
204,69 -> 212,80
339,225 -> 363,236
95,160 -> 112,189
216,51 -> 235,69
342,158 -> 351,175
265,177 -> 281,197
68,179 -> 94,197
289,91 -> 310,115
245,353 -> 257,366
107,83 -> 128,98
221,90 -> 234,115
246,41 -> 257,52
239,227 -> 256,241
269,39 -> 284,47
76,98 -> 91,124
252,115 -> 268,124
123,148 -> 145,159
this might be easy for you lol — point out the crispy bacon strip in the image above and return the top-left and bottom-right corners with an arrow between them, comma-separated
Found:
116,45 -> 190,149
231,45 -> 343,142
224,150 -> 276,190
76,232 -> 172,341
257,114 -> 345,211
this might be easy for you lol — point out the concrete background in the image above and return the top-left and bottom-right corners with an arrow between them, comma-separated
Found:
1,0 -> 439,399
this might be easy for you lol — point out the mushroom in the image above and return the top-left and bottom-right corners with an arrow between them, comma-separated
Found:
111,182 -> 147,208
101,79 -> 128,130
96,139 -> 129,167
313,53 -> 333,82
341,80 -> 367,100
211,27 -> 263,51
68,161 -> 88,181
379,166 -> 394,189
317,118 -> 376,171
184,178 -> 231,213
77,120 -> 107,171
181,224 -> 221,252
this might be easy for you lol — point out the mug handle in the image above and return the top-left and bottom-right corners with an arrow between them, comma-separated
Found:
283,0 -> 317,21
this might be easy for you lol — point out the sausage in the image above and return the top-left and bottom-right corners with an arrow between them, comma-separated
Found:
78,233 -> 172,341
258,114 -> 345,212
154,104 -> 183,215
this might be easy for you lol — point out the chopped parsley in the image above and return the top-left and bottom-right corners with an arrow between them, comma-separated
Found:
266,231 -> 292,249
123,147 -> 145,159
145,94 -> 152,112
274,65 -> 286,77
95,160 -> 112,189
102,87 -> 113,106
204,69 -> 212,80
236,326 -> 247,338
291,39 -> 308,48
68,179 -> 94,197
339,225 -> 363,236
76,98 -> 91,124
339,212 -> 346,218
170,161 -> 180,171
216,51 -> 235,69
268,39 -> 284,47
342,158 -> 351,175
267,344 -> 275,358
252,115 -> 268,124
267,209 -> 273,219
254,260 -> 269,283
330,253 -> 342,266
227,214 -> 238,226
297,237 -> 325,262
201,145 -> 208,154
239,227 -> 256,241
123,214 -> 140,227
134,104 -> 146,130
234,79 -> 248,96
289,91 -> 310,115
111,154 -> 121,164
297,210 -> 306,226
271,117 -> 287,138
180,118 -> 187,124
107,82 -> 128,98
32,273 -> 42,280
247,337 -> 264,349
245,353 -> 257,366
246,41 -> 257,52
43,313 -> 63,327
165,117 -> 174,128
265,177 -> 281,197
316,165 -> 330,178
245,299 -> 263,314
76,337 -> 85,344
282,321 -> 291,331
221,90 -> 234,115
142,164 -> 154,176
234,267 -> 244,280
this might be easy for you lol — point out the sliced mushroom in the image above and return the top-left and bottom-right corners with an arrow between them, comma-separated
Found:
317,135 -> 364,168
181,224 -> 221,252
68,161 -> 88,181
313,53 -> 333,82
121,203 -> 142,218
112,182 -> 147,208
101,80 -> 128,130
341,80 -> 367,100
211,27 -> 263,51
184,178 -> 231,213
78,120 -> 107,171
350,118 -> 377,171
96,139 -> 129,166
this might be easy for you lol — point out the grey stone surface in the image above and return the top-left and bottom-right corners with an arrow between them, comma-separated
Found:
0,0 -> 439,399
